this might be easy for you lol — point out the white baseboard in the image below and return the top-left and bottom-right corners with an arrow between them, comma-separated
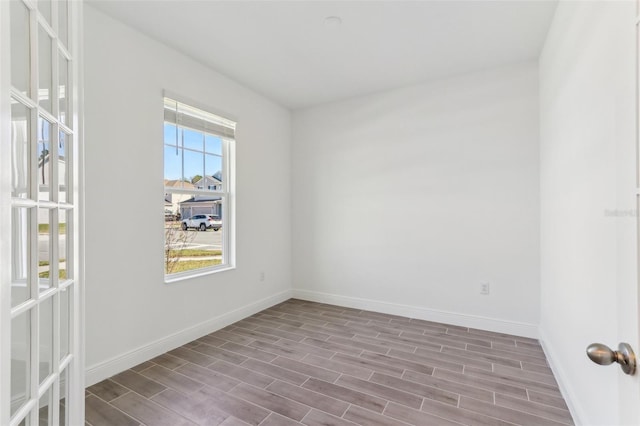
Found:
538,328 -> 586,426
292,289 -> 539,339
85,289 -> 292,387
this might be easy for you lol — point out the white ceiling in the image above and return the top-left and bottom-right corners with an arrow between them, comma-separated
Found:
89,0 -> 558,109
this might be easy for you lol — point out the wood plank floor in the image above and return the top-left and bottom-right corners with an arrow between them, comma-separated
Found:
85,299 -> 574,426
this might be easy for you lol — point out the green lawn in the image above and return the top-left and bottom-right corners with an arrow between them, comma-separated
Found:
38,223 -> 67,234
39,270 -> 67,279
167,259 -> 221,274
167,249 -> 222,257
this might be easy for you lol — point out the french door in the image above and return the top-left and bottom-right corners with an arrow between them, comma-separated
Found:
0,1 -> 83,425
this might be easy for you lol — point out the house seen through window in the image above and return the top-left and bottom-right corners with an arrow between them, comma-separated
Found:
163,97 -> 235,279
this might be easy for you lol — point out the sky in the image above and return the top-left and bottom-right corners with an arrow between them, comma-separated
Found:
164,123 -> 223,183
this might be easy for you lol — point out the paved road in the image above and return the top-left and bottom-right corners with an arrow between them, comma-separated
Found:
166,225 -> 223,251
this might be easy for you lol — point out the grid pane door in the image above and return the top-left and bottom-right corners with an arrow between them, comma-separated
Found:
2,1 -> 82,425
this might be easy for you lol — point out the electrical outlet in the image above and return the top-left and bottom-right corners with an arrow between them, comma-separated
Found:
480,281 -> 490,295
260,272 -> 265,282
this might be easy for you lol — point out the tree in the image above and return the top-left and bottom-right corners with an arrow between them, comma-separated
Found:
191,175 -> 203,184
164,224 -> 197,274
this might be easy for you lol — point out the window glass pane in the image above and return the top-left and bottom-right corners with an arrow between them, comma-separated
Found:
166,200 -> 223,275
38,208 -> 52,291
11,208 -> 31,308
183,128 -> 203,151
37,384 -> 51,425
59,53 -> 69,125
205,154 -> 222,189
11,0 -> 31,96
205,135 -> 222,155
38,0 -> 51,26
58,131 -> 69,203
38,116 -> 52,201
59,285 -> 70,361
183,149 -> 203,185
11,309 -> 31,417
164,145 -> 182,185
39,296 -> 53,384
59,209 -> 69,281
11,99 -> 30,199
164,123 -> 178,147
38,26 -> 53,112
58,0 -> 68,49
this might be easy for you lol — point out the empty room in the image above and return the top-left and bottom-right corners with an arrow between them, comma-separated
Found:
1,0 -> 639,425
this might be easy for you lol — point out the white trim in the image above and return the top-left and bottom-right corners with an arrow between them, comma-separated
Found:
291,289 -> 539,339
538,328 -> 586,426
84,289 -> 292,387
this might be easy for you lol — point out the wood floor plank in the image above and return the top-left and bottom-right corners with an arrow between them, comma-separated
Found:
110,370 -> 166,398
228,383 -> 311,421
198,386 -> 271,426
111,391 -> 195,426
241,358 -> 309,385
265,380 -> 349,417
270,356 -> 341,382
302,378 -> 388,413
301,354 -> 374,380
399,370 -> 493,403
87,380 -> 129,403
139,364 -> 205,395
301,409 -> 358,426
343,405 -> 412,426
336,374 -> 424,409
460,396 -> 569,426
85,395 -> 140,426
207,360 -> 275,388
151,389 -> 230,426
175,362 -> 240,392
383,401 -> 462,426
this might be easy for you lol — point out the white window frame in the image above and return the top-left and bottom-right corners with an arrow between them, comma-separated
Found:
163,95 -> 236,283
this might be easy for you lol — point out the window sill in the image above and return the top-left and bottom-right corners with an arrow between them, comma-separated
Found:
164,265 -> 235,284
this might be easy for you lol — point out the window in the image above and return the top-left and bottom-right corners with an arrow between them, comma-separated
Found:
163,97 -> 235,280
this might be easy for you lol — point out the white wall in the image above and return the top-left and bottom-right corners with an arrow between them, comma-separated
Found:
83,6 -> 292,384
292,63 -> 540,336
539,1 -> 639,425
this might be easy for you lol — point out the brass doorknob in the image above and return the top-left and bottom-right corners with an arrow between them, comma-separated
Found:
586,342 -> 636,375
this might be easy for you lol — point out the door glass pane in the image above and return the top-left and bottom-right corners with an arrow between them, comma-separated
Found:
59,285 -> 70,361
11,208 -> 31,308
59,367 -> 68,426
59,209 -> 69,281
38,0 -> 52,27
39,296 -> 53,384
58,0 -> 69,49
38,26 -> 52,113
10,0 -> 31,96
38,117 -> 52,201
37,385 -> 51,425
58,131 -> 69,203
38,208 -> 52,290
58,53 -> 69,125
11,99 -> 30,199
11,309 -> 31,417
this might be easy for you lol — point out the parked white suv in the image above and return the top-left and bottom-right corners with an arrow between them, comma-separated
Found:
181,215 -> 221,231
